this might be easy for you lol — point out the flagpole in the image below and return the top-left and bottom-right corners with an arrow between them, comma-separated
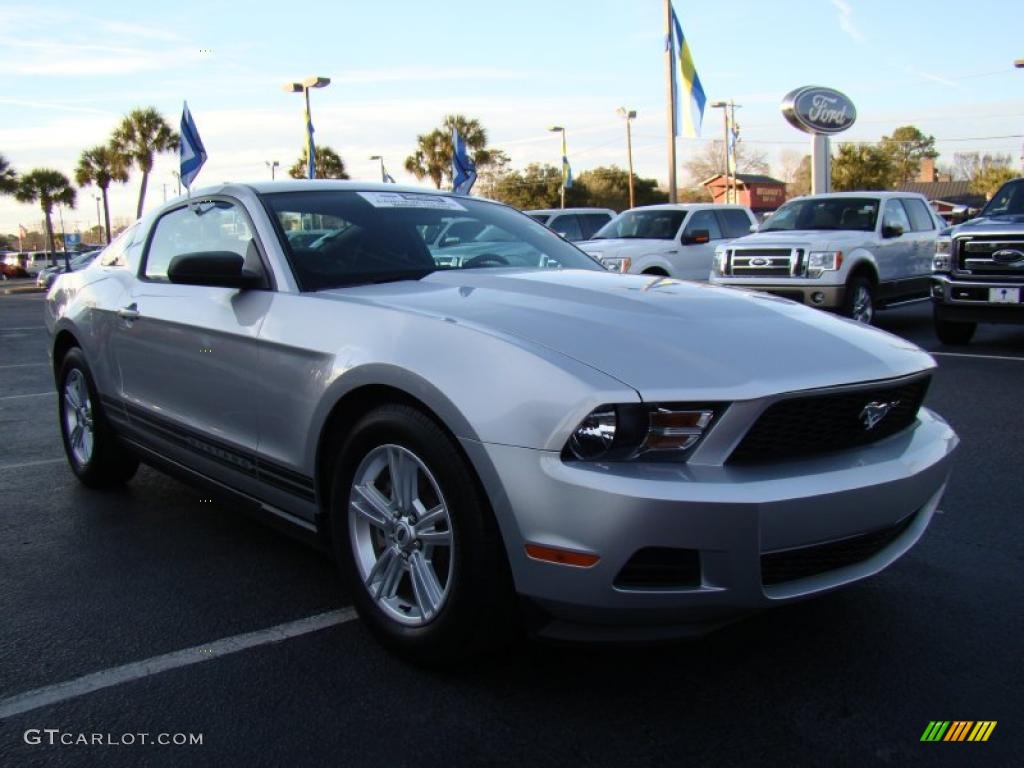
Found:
665,0 -> 678,204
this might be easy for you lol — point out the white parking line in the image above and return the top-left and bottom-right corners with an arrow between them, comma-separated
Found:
0,608 -> 359,719
0,362 -> 48,369
0,458 -> 66,471
0,391 -> 55,400
932,351 -> 1024,362
0,326 -> 46,331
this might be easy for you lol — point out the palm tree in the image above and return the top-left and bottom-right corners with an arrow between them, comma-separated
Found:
112,107 -> 178,219
75,145 -> 128,244
405,114 -> 498,190
15,169 -> 76,268
287,145 -> 349,179
0,154 -> 17,195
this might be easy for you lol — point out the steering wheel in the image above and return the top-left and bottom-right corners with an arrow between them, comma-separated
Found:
462,253 -> 510,269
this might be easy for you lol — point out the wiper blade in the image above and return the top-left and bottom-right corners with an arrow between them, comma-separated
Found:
334,268 -> 438,287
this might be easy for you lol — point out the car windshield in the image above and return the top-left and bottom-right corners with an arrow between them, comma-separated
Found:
261,190 -> 603,291
592,210 -> 686,240
761,197 -> 879,232
981,179 -> 1024,217
527,213 -> 552,225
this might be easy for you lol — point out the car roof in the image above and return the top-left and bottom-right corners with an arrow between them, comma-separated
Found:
525,208 -> 615,216
788,191 -> 927,201
620,203 -> 748,212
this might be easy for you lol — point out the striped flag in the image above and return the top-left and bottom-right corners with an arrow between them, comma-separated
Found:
305,107 -> 316,179
178,101 -> 207,190
452,129 -> 477,195
668,4 -> 707,138
561,132 -> 573,190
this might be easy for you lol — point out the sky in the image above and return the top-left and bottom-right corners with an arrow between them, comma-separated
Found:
1,0 -> 1023,236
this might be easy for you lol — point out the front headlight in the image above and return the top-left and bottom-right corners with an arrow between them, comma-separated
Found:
565,404 -> 721,462
713,248 -> 727,275
600,256 -> 632,273
806,250 -> 842,278
933,238 -> 952,272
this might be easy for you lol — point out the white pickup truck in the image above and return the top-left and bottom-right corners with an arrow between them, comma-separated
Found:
710,191 -> 943,324
579,203 -> 757,281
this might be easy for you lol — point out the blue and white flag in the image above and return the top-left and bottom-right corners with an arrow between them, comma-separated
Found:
179,101 -> 207,189
305,107 -> 316,179
667,3 -> 707,138
452,129 -> 477,195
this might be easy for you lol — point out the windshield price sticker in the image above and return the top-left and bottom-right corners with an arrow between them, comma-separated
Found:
358,192 -> 467,212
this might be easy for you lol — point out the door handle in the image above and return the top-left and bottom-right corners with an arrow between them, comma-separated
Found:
117,304 -> 140,321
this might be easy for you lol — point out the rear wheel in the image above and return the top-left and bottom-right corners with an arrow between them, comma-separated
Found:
842,276 -> 875,324
933,308 -> 976,345
58,348 -> 139,487
329,404 -> 513,663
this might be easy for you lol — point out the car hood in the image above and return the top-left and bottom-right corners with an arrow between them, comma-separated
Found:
954,214 -> 1024,233
578,238 -> 680,257
316,269 -> 934,401
733,229 -> 875,250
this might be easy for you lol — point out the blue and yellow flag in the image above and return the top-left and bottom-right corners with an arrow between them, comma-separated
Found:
561,131 -> 573,190
305,107 -> 316,179
668,4 -> 706,138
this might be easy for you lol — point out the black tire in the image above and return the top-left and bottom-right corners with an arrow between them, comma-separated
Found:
842,275 -> 876,324
642,268 -> 669,277
329,404 -> 514,664
58,348 -> 139,488
933,309 -> 976,346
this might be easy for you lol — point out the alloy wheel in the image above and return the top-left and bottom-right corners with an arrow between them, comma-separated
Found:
63,369 -> 94,466
852,285 -> 874,324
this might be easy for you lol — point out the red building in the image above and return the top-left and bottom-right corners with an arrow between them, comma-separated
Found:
702,173 -> 787,215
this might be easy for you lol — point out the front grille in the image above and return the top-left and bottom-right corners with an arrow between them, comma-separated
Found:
727,248 -> 800,277
761,512 -> 917,586
956,237 -> 1024,277
728,376 -> 930,464
614,547 -> 701,589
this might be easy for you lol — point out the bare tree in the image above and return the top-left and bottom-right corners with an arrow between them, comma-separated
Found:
683,140 -> 769,185
775,149 -> 805,184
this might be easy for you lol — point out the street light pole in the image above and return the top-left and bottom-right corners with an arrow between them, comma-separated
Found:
549,126 -> 567,209
369,155 -> 386,182
283,76 -> 331,179
265,160 -> 279,179
171,171 -> 181,196
94,195 -> 101,242
617,108 -> 637,209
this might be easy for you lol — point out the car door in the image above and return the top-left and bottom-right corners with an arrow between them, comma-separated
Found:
674,209 -> 723,281
110,198 -> 272,491
877,199 -> 915,285
901,197 -> 939,279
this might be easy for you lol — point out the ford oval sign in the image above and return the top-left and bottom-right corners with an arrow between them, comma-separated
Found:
782,86 -> 857,135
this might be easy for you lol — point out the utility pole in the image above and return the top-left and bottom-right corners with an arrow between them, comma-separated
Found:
711,101 -> 728,202
728,101 -> 741,204
618,108 -> 637,209
664,0 -> 677,203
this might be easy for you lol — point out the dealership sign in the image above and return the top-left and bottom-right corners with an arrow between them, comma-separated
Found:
781,86 -> 856,135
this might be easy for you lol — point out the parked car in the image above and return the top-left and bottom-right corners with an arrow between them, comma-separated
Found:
711,192 -> 943,324
579,203 -> 757,280
46,181 -> 956,661
931,177 -> 1024,344
38,250 -> 99,289
525,208 -> 616,242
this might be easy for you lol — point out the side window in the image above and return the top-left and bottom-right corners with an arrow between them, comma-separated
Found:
550,215 -> 582,241
99,224 -> 138,267
143,201 -> 255,281
718,209 -> 754,239
578,213 -> 612,239
683,210 -> 723,241
902,198 -> 935,232
882,200 -> 912,234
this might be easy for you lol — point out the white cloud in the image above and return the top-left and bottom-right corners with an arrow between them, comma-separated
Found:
831,0 -> 864,44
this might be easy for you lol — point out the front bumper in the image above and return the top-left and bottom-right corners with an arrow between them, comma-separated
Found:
709,277 -> 844,308
932,274 -> 1024,324
468,407 -> 957,641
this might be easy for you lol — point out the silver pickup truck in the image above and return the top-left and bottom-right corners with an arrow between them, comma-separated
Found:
931,177 -> 1024,344
710,192 -> 943,324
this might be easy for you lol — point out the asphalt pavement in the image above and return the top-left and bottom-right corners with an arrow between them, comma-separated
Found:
0,292 -> 1020,767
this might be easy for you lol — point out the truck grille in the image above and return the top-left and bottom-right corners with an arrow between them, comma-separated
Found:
728,376 -> 930,464
725,248 -> 801,277
760,511 -> 917,586
956,237 -> 1024,277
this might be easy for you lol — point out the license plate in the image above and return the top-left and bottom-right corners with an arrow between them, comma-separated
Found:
989,287 -> 1020,303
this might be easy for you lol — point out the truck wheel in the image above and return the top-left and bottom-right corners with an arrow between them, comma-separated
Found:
934,310 -> 976,345
842,276 -> 875,324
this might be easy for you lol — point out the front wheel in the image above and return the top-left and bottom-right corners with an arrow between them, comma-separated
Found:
330,404 -> 513,663
842,276 -> 875,324
934,309 -> 976,345
58,348 -> 139,487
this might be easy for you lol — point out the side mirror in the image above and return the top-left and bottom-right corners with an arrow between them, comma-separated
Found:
882,223 -> 904,238
440,237 -> 460,248
749,223 -> 759,233
683,229 -> 710,245
167,251 -> 264,289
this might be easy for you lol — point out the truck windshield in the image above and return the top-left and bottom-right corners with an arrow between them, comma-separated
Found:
761,198 -> 879,232
981,179 -> 1024,217
592,210 -> 686,240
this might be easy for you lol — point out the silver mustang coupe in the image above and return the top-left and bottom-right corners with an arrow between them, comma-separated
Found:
46,181 -> 958,660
